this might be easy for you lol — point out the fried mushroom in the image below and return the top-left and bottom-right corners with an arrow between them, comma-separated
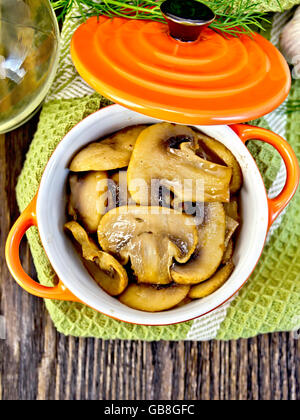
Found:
196,132 -> 243,193
119,284 -> 190,312
65,221 -> 128,296
68,171 -> 108,233
225,215 -> 239,248
127,123 -> 232,205
224,197 -> 239,221
70,125 -> 148,172
171,203 -> 226,285
222,239 -> 234,264
98,206 -> 198,285
188,262 -> 234,299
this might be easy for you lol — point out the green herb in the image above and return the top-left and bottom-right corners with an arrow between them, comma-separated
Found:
50,0 -> 273,36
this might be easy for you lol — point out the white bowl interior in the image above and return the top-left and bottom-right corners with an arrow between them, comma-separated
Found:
37,105 -> 269,325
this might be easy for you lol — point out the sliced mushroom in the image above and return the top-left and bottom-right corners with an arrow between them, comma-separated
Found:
68,171 -> 108,233
98,206 -> 198,285
171,203 -> 226,285
225,215 -> 239,247
173,297 -> 193,308
108,170 -> 136,209
196,132 -> 243,193
119,284 -> 190,312
224,197 -> 239,221
222,239 -> 234,264
188,262 -> 235,299
70,125 -> 148,172
127,123 -> 232,205
65,221 -> 128,296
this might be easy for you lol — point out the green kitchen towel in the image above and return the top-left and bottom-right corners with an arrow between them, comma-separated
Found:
16,4 -> 300,340
240,0 -> 299,12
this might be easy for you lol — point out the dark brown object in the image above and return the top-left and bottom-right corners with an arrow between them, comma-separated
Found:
161,0 -> 215,42
0,118 -> 299,400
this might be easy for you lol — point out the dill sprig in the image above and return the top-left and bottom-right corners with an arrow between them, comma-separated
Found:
50,0 -> 273,36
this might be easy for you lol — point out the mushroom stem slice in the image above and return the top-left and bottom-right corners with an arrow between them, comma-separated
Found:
126,234 -> 184,285
70,125 -> 148,172
127,123 -> 232,204
171,203 -> 226,285
68,171 -> 108,233
65,221 -> 128,296
196,132 -> 243,193
98,206 -> 199,285
188,262 -> 235,299
119,284 -> 190,312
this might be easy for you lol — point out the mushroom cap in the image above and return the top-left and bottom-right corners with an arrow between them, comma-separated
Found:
119,284 -> 190,312
188,262 -> 234,299
98,206 -> 199,285
65,221 -> 128,296
171,203 -> 226,284
68,171 -> 108,233
70,125 -> 148,172
127,123 -> 232,205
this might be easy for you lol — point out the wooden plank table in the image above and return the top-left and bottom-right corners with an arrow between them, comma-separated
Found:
0,117 -> 299,400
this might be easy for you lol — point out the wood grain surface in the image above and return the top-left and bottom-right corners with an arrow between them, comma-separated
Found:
0,118 -> 299,401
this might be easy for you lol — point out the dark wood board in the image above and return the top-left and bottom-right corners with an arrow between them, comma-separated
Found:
0,117 -> 299,401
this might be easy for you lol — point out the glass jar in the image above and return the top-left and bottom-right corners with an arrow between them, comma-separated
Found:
0,0 -> 59,134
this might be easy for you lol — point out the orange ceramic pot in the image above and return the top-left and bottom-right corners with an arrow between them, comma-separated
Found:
5,106 -> 300,325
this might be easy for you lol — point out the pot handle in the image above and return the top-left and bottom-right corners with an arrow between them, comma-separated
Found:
5,195 -> 80,302
231,124 -> 300,229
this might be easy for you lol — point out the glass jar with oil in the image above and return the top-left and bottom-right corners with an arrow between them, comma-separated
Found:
0,0 -> 59,134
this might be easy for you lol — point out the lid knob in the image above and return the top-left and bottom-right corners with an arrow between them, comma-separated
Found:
160,0 -> 216,42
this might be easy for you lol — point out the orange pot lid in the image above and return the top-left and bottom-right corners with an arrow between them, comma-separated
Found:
71,1 -> 291,125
